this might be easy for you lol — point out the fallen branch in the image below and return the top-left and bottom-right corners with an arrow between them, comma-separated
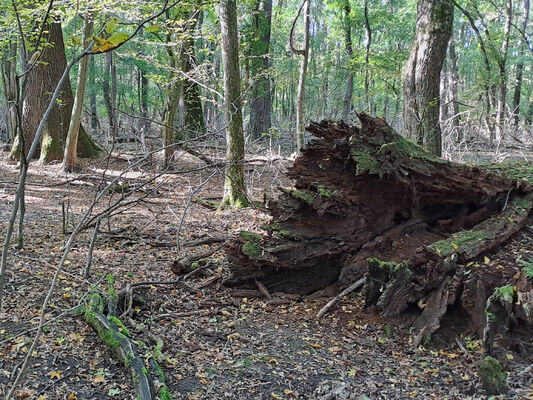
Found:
84,293 -> 155,399
317,278 -> 365,320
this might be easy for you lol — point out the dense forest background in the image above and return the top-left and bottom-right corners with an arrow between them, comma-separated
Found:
0,0 -> 531,164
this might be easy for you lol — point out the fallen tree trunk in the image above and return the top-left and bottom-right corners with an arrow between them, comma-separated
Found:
225,113 -> 533,345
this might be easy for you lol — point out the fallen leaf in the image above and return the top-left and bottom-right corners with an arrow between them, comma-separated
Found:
50,370 -> 62,379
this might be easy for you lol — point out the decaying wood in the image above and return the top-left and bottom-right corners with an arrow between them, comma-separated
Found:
317,277 -> 364,320
225,113 -> 533,345
171,244 -> 225,275
84,293 -> 155,399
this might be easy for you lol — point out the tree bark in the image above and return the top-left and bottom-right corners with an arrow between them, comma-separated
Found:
102,52 -> 118,143
290,0 -> 310,153
495,0 -> 512,142
63,16 -> 94,171
1,42 -> 17,144
403,0 -> 454,156
341,0 -> 353,121
512,0 -> 530,125
180,12 -> 205,138
220,0 -> 249,207
225,114 -> 533,345
88,57 -> 99,134
8,23 -> 98,163
248,0 -> 273,139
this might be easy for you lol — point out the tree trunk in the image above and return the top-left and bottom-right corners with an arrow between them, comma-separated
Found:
290,0 -> 310,153
495,0 -> 512,142
88,57 -> 99,134
363,0 -> 372,111
225,114 -> 533,346
103,52 -> 118,143
248,0 -> 273,139
447,37 -> 460,137
403,0 -> 454,156
341,0 -> 353,121
180,11 -> 206,138
8,23 -> 98,163
220,0 -> 249,207
512,0 -> 530,125
63,17 -> 94,172
1,42 -> 17,144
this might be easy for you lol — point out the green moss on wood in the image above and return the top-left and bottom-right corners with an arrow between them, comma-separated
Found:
494,285 -> 515,303
478,356 -> 508,395
106,274 -> 117,300
108,315 -> 131,337
39,130 -> 64,163
482,161 -> 533,185
85,310 -> 120,348
154,340 -> 164,362
312,182 -> 339,198
158,387 -> 173,400
280,187 -> 315,205
239,231 -> 262,243
428,230 -> 492,257
367,258 -> 410,273
242,243 -> 263,257
352,151 -> 379,175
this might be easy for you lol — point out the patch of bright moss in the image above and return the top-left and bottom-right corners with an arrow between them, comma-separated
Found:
106,274 -> 116,300
478,356 -> 508,395
85,310 -> 120,348
242,243 -> 263,257
125,351 -> 133,367
352,151 -> 379,175
428,230 -> 493,257
367,258 -> 410,273
494,285 -> 515,303
154,340 -> 164,362
239,231 -> 262,243
280,187 -> 315,205
312,182 -> 339,198
108,315 -> 131,337
482,161 -> 533,185
158,386 -> 173,400
291,189 -> 315,204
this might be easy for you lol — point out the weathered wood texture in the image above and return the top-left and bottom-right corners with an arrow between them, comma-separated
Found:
225,114 -> 533,345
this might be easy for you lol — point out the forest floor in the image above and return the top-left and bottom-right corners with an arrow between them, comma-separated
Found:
0,149 -> 532,399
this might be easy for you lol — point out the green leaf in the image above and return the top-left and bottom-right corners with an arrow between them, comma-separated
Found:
145,24 -> 162,33
105,17 -> 120,34
71,35 -> 81,46
107,33 -> 130,46
108,387 -> 121,396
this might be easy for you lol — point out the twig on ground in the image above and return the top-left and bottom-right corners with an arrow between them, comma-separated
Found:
316,278 -> 365,320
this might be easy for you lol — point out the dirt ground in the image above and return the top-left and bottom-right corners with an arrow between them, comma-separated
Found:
0,150 -> 532,399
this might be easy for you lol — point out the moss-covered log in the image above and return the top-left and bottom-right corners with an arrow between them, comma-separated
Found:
225,113 -> 533,346
83,288 -> 172,400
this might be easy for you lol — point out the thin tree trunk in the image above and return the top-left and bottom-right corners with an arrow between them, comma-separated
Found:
63,16 -> 94,171
88,57 -> 99,134
248,0 -> 273,138
341,0 -> 353,120
452,0 -> 494,143
1,42 -> 17,144
447,37 -> 460,133
220,0 -> 249,207
495,0 -> 512,142
290,0 -> 310,153
103,52 -> 118,143
180,11 -> 205,138
363,0 -> 372,111
403,0 -> 454,156
512,0 -> 530,125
